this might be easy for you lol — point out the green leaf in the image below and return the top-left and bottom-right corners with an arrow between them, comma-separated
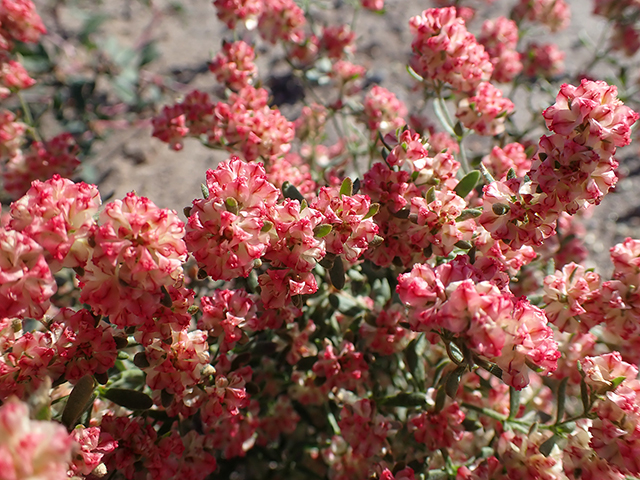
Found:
611,376 -> 626,390
225,197 -> 239,215
509,386 -> 520,419
454,170 -> 481,198
363,203 -> 380,220
330,255 -> 346,290
426,186 -> 436,204
62,375 -> 95,430
556,377 -> 569,425
491,203 -> 510,216
102,388 -> 153,410
282,181 -> 305,202
453,121 -> 464,138
406,65 -> 424,82
201,183 -> 209,199
445,366 -> 465,399
340,177 -> 353,197
580,377 -> 590,414
433,97 -> 456,137
456,208 -> 483,221
314,224 -> 333,238
379,392 -> 429,407
539,435 -> 558,457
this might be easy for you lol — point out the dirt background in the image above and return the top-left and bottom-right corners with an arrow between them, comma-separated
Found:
33,0 -> 640,274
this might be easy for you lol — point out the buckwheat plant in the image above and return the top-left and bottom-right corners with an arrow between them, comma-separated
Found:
4,0 -> 640,479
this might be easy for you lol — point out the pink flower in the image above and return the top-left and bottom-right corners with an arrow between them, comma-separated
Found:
0,57 -> 35,97
497,299 -> 560,389
257,0 -> 306,44
311,187 -> 378,263
0,330 -> 58,400
543,79 -> 639,152
2,133 -> 81,200
320,25 -> 356,60
9,175 -> 101,272
0,0 -> 46,46
409,7 -> 493,92
483,143 -> 531,180
522,42 -> 565,79
312,341 -> 369,393
209,40 -> 257,91
212,0 -> 262,30
186,158 -> 279,280
512,0 -> 571,32
362,85 -> 407,136
497,430 -> 566,479
478,17 -> 522,83
543,262 -> 602,332
0,397 -> 72,479
70,426 -> 117,476
0,109 -> 25,157
456,82 -> 514,136
0,227 -> 55,320
264,199 -> 326,271
338,399 -> 391,457
52,308 -> 117,382
580,352 -> 638,394
144,329 -> 210,396
409,189 -> 475,257
408,399 -> 465,451
199,289 -> 258,349
151,104 -> 189,151
258,269 -> 317,309
361,0 -> 384,11
79,192 -> 187,327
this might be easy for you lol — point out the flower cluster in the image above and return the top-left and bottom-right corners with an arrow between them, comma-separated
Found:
456,81 -> 514,136
397,256 -> 560,389
409,7 -> 493,92
152,86 -> 294,160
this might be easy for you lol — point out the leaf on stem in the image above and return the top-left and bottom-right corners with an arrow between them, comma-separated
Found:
454,170 -> 481,199
556,377 -> 569,425
102,388 -> 153,410
62,375 -> 95,431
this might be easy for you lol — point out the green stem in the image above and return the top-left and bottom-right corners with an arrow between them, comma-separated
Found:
17,90 -> 42,143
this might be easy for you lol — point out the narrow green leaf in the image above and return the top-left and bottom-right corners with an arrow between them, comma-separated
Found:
330,255 -> 346,290
509,386 -> 520,419
445,366 -> 465,399
62,375 -> 95,430
380,392 -> 429,407
426,186 -> 436,204
201,183 -> 209,199
363,203 -> 380,220
282,181 -> 305,202
611,376 -> 626,390
340,177 -> 353,197
406,65 -> 424,82
225,197 -> 239,215
433,98 -> 456,137
580,377 -> 590,414
103,388 -> 153,410
556,377 -> 568,425
454,170 -> 481,198
456,208 -> 483,221
539,434 -> 558,457
314,224 -> 333,238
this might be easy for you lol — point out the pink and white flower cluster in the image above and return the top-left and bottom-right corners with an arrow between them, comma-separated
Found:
409,7 -> 493,92
397,256 -> 560,389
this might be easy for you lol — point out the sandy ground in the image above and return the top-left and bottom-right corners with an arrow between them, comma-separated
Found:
35,0 -> 639,274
